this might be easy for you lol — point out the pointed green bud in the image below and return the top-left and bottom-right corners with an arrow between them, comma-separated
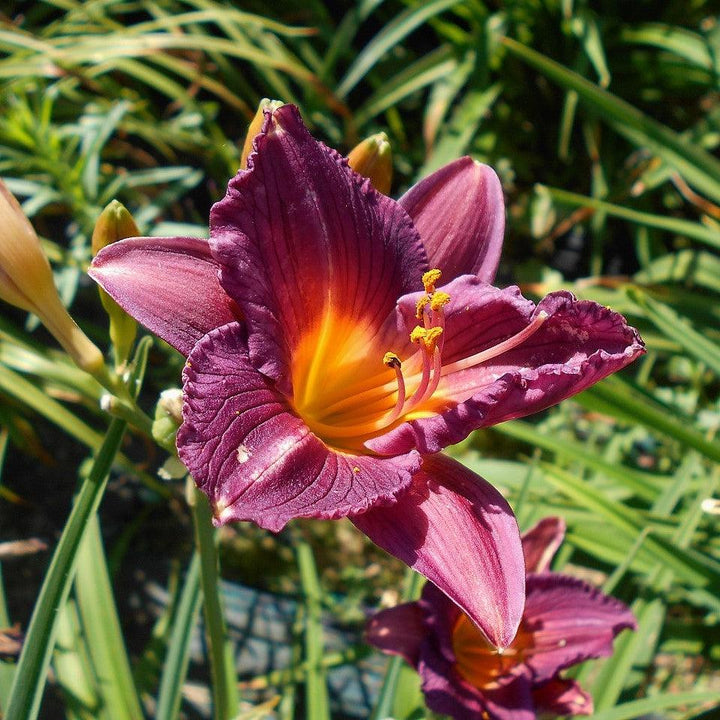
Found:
91,199 -> 140,255
241,98 -> 285,169
347,132 -> 393,195
91,201 -> 139,369
0,180 -> 104,374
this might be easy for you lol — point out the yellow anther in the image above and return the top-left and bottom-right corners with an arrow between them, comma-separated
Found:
423,326 -> 443,351
430,291 -> 451,311
422,268 -> 442,293
410,326 -> 428,344
383,351 -> 401,368
415,295 -> 430,319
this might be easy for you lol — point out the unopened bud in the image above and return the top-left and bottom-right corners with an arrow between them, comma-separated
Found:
91,199 -> 140,255
152,388 -> 184,451
347,132 -> 393,195
0,180 -> 104,374
241,98 -> 285,169
92,201 -> 139,368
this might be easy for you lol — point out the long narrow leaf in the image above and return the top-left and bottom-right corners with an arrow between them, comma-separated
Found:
336,0 -> 462,98
155,553 -> 202,720
578,375 -> 720,464
3,418 -> 127,720
74,515 -> 144,720
502,37 -> 720,204
540,185 -> 720,251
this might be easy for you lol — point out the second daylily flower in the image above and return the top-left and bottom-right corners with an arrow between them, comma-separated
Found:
90,104 -> 643,646
367,518 -> 637,720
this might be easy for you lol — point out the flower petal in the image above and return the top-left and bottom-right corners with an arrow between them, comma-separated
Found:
522,517 -> 566,574
399,158 -> 505,283
532,678 -> 593,716
177,322 -> 420,532
89,236 -> 237,355
368,277 -> 644,455
352,453 -> 525,649
210,104 -> 427,390
365,602 -> 425,666
523,574 -> 636,682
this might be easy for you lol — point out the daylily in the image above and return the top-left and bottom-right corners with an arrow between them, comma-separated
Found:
89,104 -> 643,647
367,517 -> 637,720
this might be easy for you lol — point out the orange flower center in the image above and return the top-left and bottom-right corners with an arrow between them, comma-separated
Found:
451,612 -> 534,690
291,269 -> 548,452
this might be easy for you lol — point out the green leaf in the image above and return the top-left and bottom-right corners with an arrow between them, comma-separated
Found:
74,516 -> 143,720
591,691 -> 720,720
371,568 -> 424,720
634,249 -> 720,293
419,83 -> 502,176
336,0 -> 463,98
620,23 -> 717,72
541,463 -> 720,589
628,288 -> 720,376
155,553 -> 203,720
578,375 -> 720,465
354,46 -> 456,126
493,419 -> 661,501
502,37 -> 720,204
3,418 -> 127,720
538,185 -> 720,251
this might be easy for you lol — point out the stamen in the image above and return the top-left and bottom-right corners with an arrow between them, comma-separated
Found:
422,268 -> 442,293
383,352 -> 401,368
429,291 -> 450,311
441,311 -> 549,376
423,326 -> 443,352
410,326 -> 428,344
415,295 -> 430,319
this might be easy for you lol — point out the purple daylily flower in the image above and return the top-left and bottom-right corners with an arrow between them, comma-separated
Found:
367,517 -> 637,720
90,104 -> 643,647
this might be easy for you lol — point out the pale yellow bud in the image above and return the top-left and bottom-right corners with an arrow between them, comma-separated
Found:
347,132 -> 393,195
240,98 -> 285,169
0,180 -> 104,374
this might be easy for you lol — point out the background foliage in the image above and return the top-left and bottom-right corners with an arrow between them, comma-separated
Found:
0,0 -> 718,718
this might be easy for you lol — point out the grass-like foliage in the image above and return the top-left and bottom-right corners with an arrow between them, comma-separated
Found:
0,1 -> 718,718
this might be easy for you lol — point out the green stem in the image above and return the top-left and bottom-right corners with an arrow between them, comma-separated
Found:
296,539 -> 330,720
190,485 -> 239,720
4,417 -> 127,720
102,394 -> 154,436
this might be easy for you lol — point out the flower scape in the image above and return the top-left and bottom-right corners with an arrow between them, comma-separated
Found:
90,103 -> 644,651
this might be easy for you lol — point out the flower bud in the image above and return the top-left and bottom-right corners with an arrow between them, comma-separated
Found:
347,132 -> 393,195
240,98 -> 285,169
152,388 -> 184,451
0,180 -> 104,374
92,201 -> 139,368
